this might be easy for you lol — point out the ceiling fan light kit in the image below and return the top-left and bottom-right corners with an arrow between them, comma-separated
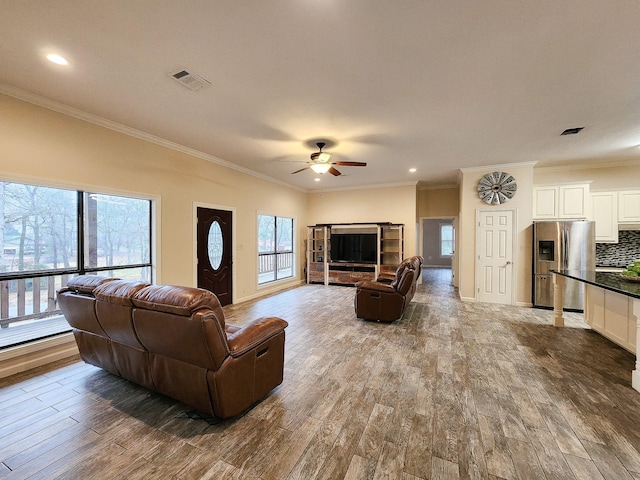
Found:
290,141 -> 367,176
311,149 -> 331,163
310,163 -> 332,174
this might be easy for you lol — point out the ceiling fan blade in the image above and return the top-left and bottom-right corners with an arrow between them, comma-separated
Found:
291,167 -> 309,174
329,166 -> 342,176
332,161 -> 367,167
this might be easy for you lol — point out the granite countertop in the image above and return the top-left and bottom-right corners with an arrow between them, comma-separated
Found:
552,270 -> 640,300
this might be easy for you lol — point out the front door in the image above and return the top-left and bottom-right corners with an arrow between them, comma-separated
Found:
197,208 -> 233,306
476,209 -> 514,305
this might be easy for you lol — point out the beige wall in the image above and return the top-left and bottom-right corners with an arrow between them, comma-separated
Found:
0,94 -> 308,302
534,161 -> 640,191
458,164 -> 534,305
417,186 -> 460,218
307,185 -> 418,257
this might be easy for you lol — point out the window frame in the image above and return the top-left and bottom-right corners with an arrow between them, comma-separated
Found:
257,213 -> 295,285
0,187 -> 153,281
439,223 -> 454,258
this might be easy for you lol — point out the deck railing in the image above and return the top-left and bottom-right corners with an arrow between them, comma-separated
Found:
258,251 -> 294,283
0,274 -> 73,329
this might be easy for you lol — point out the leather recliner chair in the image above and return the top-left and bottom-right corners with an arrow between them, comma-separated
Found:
58,275 -> 288,419
376,256 -> 421,284
354,255 -> 423,322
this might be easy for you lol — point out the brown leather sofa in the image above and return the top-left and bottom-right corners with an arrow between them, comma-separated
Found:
354,256 -> 423,322
57,275 -> 288,419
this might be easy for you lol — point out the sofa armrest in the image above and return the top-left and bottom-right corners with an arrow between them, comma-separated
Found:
225,324 -> 241,334
396,268 -> 416,296
356,281 -> 396,294
226,317 -> 288,357
375,273 -> 395,284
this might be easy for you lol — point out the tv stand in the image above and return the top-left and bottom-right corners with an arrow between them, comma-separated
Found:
306,223 -> 404,286
327,262 -> 376,285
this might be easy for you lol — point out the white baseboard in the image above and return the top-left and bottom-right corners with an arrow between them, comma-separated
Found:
633,370 -> 640,393
459,297 -> 531,307
516,301 -> 534,308
236,279 -> 305,304
0,333 -> 79,379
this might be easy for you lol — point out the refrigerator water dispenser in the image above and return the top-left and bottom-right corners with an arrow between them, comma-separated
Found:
538,241 -> 555,261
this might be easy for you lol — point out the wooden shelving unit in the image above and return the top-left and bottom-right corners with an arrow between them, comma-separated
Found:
306,223 -> 404,286
379,224 -> 404,277
307,225 -> 328,284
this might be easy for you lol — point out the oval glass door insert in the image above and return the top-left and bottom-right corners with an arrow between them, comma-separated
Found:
208,221 -> 224,270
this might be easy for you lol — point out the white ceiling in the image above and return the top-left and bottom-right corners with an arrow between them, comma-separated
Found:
2,1 -> 640,191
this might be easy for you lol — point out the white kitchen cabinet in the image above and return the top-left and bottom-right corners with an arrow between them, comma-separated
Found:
533,186 -> 558,219
533,184 -> 590,220
618,190 -> 640,223
591,192 -> 618,243
585,284 -> 636,354
559,184 -> 590,218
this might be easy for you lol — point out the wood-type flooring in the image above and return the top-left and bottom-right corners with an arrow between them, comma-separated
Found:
1,268 -> 640,479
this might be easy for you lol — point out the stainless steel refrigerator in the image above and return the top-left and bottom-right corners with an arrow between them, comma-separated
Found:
532,221 -> 595,311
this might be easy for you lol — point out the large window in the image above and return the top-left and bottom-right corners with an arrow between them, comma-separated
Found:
0,181 -> 153,348
83,193 -> 151,274
257,214 -> 294,284
1,183 -> 78,273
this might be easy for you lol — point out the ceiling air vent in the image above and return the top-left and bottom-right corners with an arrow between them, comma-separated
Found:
560,127 -> 584,135
169,68 -> 211,91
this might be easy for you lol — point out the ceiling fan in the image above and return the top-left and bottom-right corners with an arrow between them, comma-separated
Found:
291,142 -> 367,176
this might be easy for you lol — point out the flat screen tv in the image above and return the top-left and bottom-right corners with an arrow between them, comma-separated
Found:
331,233 -> 377,264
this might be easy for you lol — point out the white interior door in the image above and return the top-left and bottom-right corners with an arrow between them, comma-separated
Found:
477,210 -> 514,304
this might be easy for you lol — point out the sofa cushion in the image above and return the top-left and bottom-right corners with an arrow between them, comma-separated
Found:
132,285 -> 225,327
94,280 -> 151,349
94,279 -> 151,305
133,309 -> 227,370
64,275 -> 119,294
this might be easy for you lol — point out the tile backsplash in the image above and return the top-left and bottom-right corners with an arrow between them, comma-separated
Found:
596,230 -> 640,266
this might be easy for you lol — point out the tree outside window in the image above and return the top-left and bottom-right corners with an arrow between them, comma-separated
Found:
1,183 -> 78,273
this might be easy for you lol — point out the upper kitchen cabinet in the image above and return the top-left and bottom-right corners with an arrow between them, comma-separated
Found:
533,186 -> 558,218
533,184 -> 590,220
618,190 -> 640,223
592,192 -> 618,243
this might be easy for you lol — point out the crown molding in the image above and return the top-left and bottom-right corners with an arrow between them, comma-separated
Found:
418,183 -> 459,191
535,157 -> 640,173
0,83 -> 307,194
308,181 -> 417,194
459,161 -> 538,174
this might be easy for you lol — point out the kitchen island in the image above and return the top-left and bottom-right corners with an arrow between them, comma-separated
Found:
552,269 -> 640,392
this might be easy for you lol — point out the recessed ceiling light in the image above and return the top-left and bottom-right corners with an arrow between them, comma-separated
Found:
314,178 -> 320,182
409,168 -> 417,173
46,53 -> 69,65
